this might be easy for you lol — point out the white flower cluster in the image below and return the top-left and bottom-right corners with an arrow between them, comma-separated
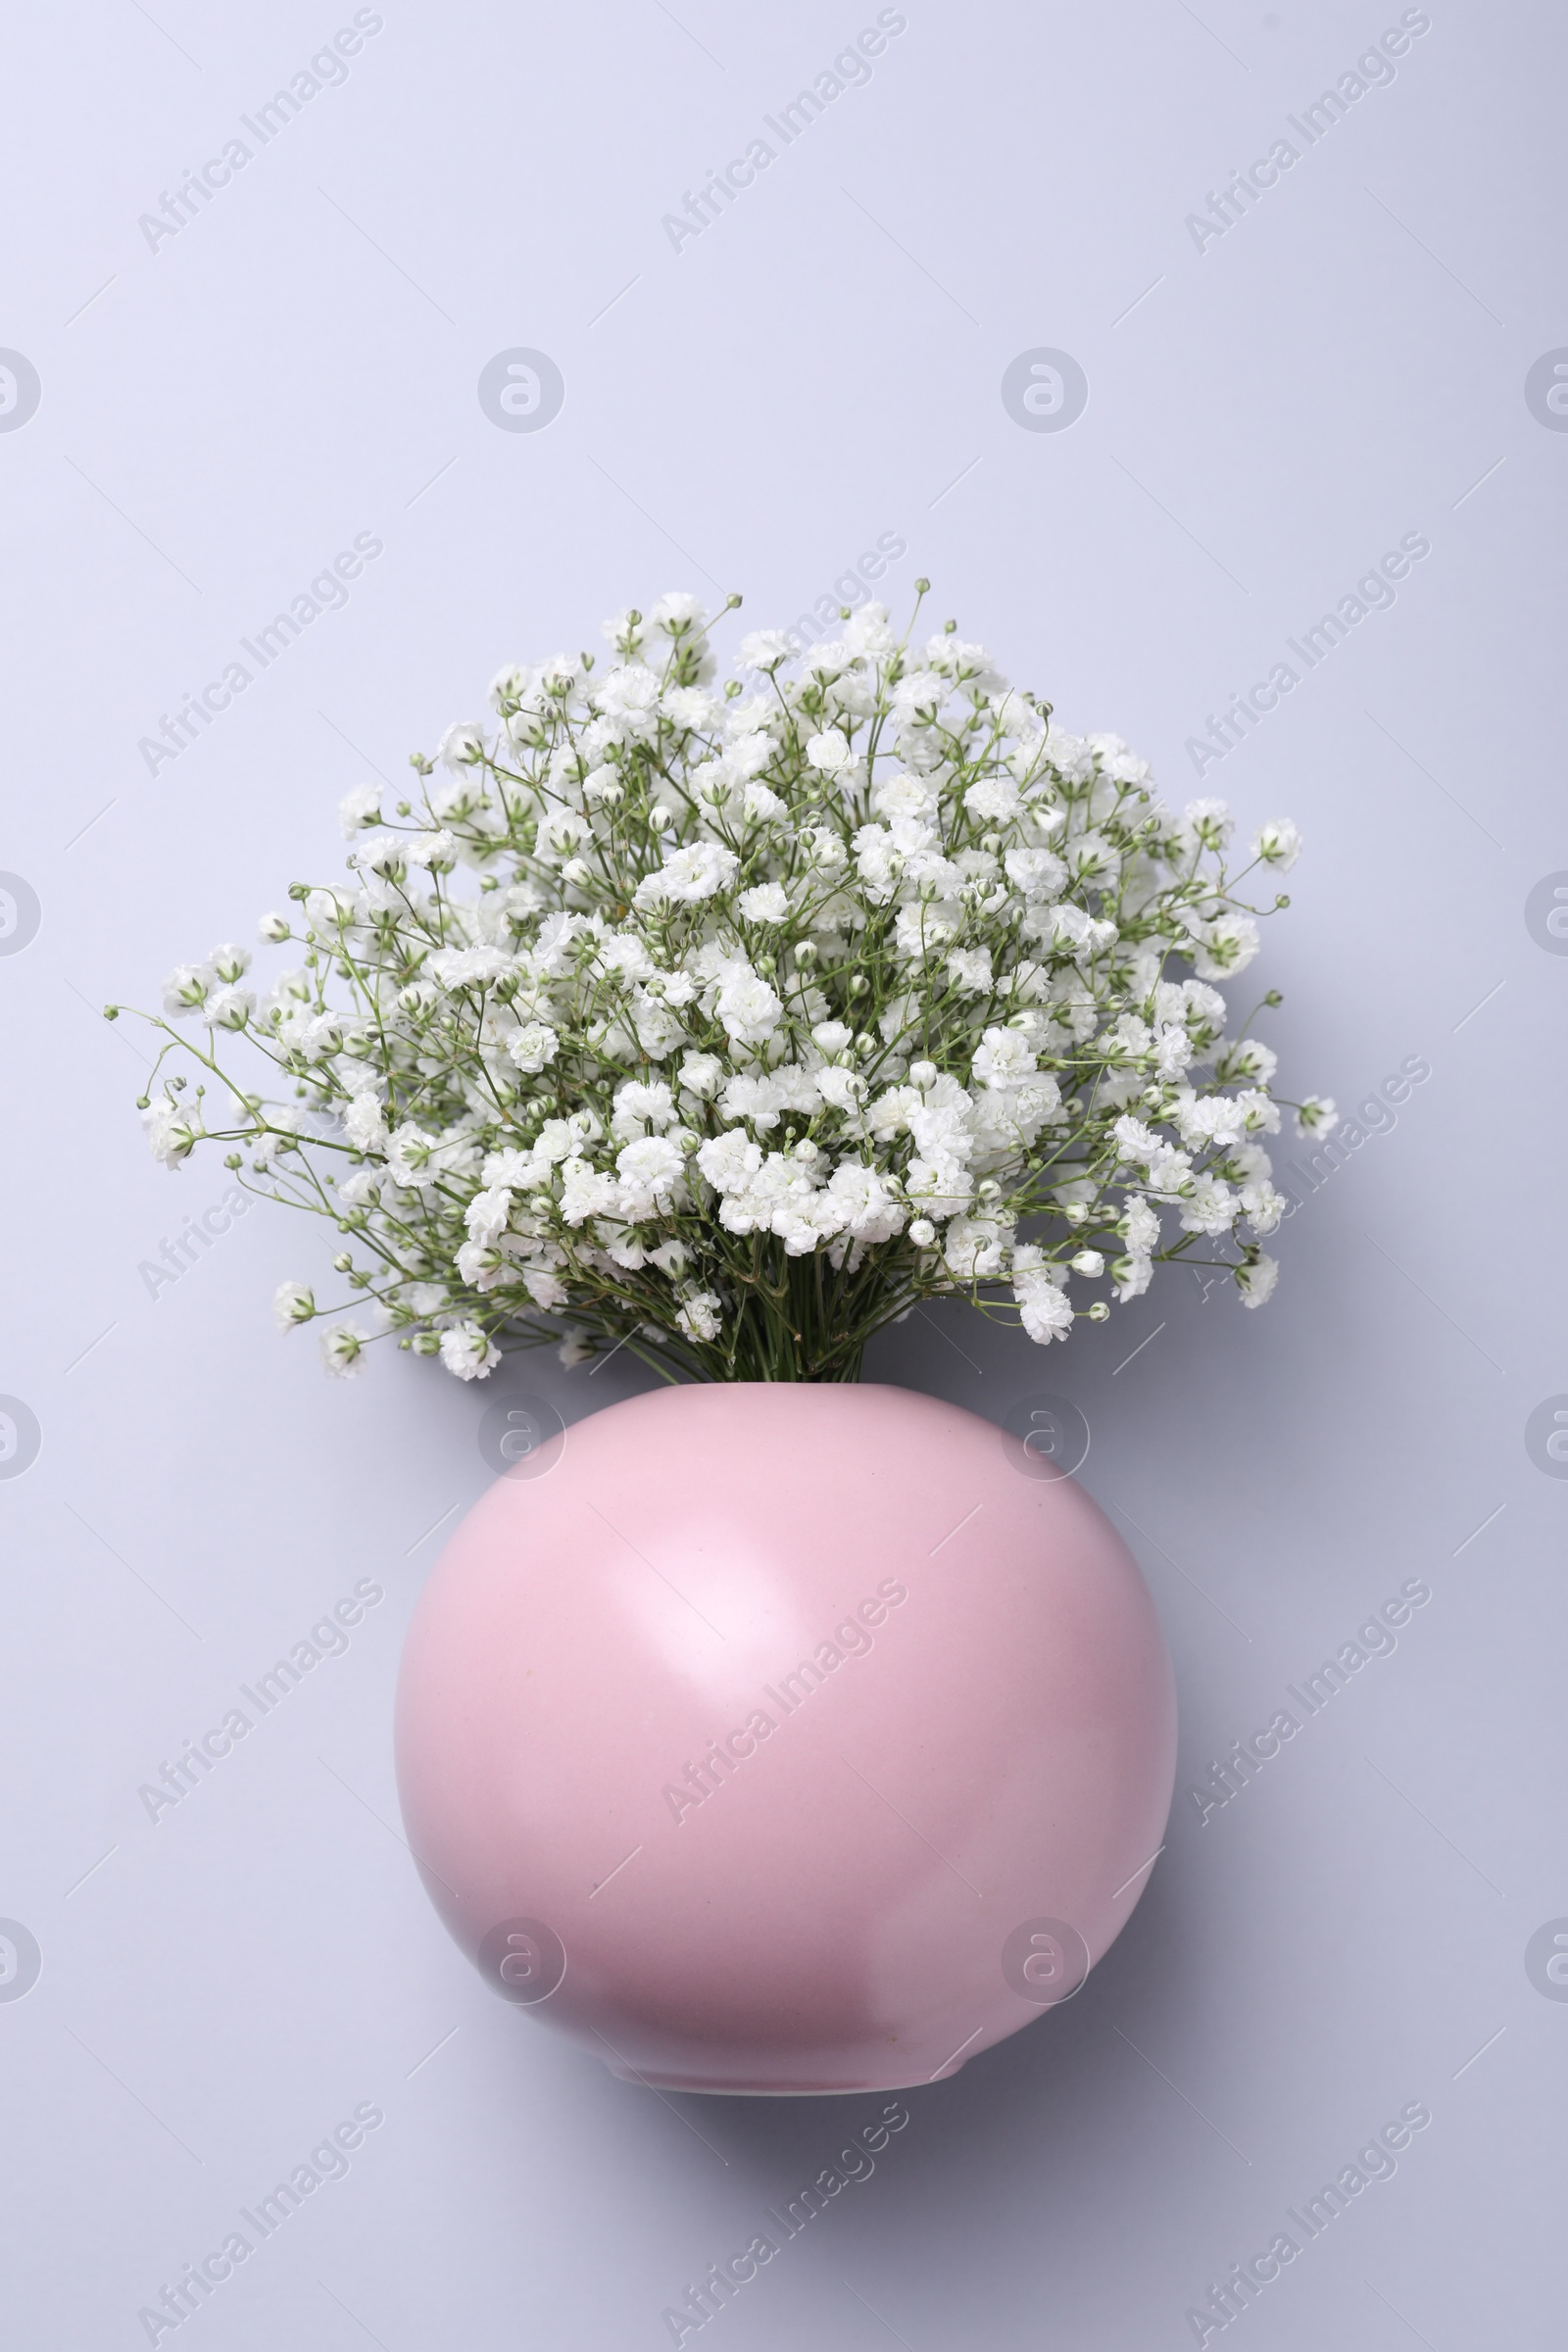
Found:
119,586 -> 1329,1383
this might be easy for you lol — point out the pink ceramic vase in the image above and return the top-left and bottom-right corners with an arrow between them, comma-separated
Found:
395,1383 -> 1175,2094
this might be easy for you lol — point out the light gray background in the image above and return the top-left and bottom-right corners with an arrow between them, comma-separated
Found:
2,1 -> 1564,2344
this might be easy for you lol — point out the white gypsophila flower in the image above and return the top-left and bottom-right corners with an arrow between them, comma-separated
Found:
592,664 -> 661,725
615,1135 -> 685,1216
1180,797 -> 1233,853
971,1026 -> 1037,1089
649,591 -> 706,637
338,784 -> 381,838
738,629 -> 793,670
861,754 -> 920,805
947,947 -> 993,995
807,728 -> 853,772
506,1023 -> 559,1075
438,722 -> 486,771
204,986 -> 255,1031
1015,1270 -> 1073,1344
1179,1175 -> 1238,1235
1252,818 -> 1301,870
559,1159 -> 617,1225
1190,913 -> 1259,979
304,887 -> 352,935
383,1123 -> 440,1188
846,603 -> 896,656
273,1281 -> 315,1330
1240,1181 -> 1288,1235
1124,1197 -> 1160,1255
825,1161 -> 905,1243
162,963 -> 210,1015
696,1127 -> 761,1192
1236,1254 -> 1279,1308
906,1157 -> 973,1218
1004,847 -> 1064,901
964,776 -> 1019,822
715,1074 -> 774,1134
893,668 -> 949,720
945,1216 -> 1011,1279
715,962 -> 783,1045
737,883 -> 791,925
1296,1095 -> 1338,1136
1217,1036 -> 1278,1087
403,829 -> 457,870
428,945 -> 514,992
612,1078 -> 677,1137
342,1094 -> 386,1152
1113,1254 -> 1152,1301
321,1321 -> 369,1376
127,580 -> 1317,1382
681,1054 -> 728,1096
634,840 -> 739,907
439,1321 -> 501,1379
743,780 -> 786,822
465,1186 -> 513,1247
814,1064 -> 866,1112
662,686 -> 719,731
676,1289 -> 722,1341
490,660 -> 530,710
143,1096 -> 199,1167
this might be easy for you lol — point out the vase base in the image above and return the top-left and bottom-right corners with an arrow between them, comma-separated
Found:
600,2059 -> 962,2097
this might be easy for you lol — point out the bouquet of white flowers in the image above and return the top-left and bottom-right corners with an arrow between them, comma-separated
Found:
114,585 -> 1334,1385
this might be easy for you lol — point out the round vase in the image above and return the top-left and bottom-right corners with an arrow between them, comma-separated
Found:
395,1382 -> 1176,2095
